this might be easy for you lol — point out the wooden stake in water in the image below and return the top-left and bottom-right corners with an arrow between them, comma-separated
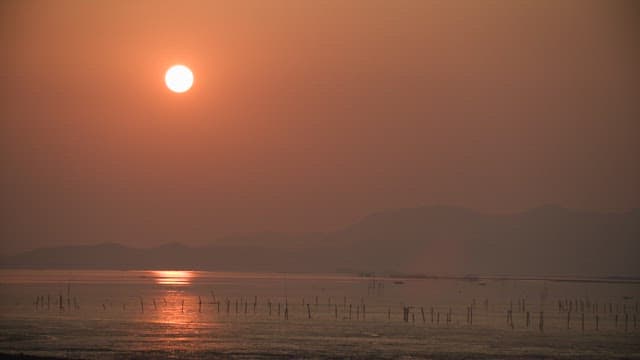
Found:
539,312 -> 544,332
307,304 -> 311,319
140,297 -> 144,313
421,307 -> 425,323
625,313 -> 629,333
509,310 -> 514,329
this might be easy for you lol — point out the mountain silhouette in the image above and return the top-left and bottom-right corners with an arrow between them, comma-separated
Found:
2,205 -> 638,276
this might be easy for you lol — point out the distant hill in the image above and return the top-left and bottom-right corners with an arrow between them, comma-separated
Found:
2,205 -> 638,276
330,205 -> 640,276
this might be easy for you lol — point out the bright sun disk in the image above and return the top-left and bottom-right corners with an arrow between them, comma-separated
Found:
165,65 -> 193,93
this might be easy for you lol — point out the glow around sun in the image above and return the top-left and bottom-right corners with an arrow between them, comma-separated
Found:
165,65 -> 194,93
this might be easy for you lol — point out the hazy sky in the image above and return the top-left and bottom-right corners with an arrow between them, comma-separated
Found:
1,0 -> 639,254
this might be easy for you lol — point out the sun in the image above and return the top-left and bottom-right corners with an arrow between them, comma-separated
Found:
165,65 -> 194,93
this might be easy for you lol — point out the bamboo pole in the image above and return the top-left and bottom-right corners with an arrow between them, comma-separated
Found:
625,313 -> 629,333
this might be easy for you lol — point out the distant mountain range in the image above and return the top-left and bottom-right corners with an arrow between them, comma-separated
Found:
2,205 -> 639,276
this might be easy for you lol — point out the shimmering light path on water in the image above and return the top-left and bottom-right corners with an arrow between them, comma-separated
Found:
0,270 -> 639,359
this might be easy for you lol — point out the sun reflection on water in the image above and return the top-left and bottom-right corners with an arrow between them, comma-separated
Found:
151,270 -> 194,286
143,289 -> 224,352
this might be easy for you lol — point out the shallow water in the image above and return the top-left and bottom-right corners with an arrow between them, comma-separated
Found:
0,270 -> 639,359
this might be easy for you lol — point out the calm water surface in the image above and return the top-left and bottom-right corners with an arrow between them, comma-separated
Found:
1,269 -> 639,359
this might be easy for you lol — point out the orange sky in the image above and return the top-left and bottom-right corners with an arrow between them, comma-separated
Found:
1,0 -> 639,253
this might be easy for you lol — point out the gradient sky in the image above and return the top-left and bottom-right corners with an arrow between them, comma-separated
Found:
1,0 -> 639,254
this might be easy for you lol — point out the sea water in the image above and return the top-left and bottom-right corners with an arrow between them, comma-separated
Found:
0,269 -> 639,359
